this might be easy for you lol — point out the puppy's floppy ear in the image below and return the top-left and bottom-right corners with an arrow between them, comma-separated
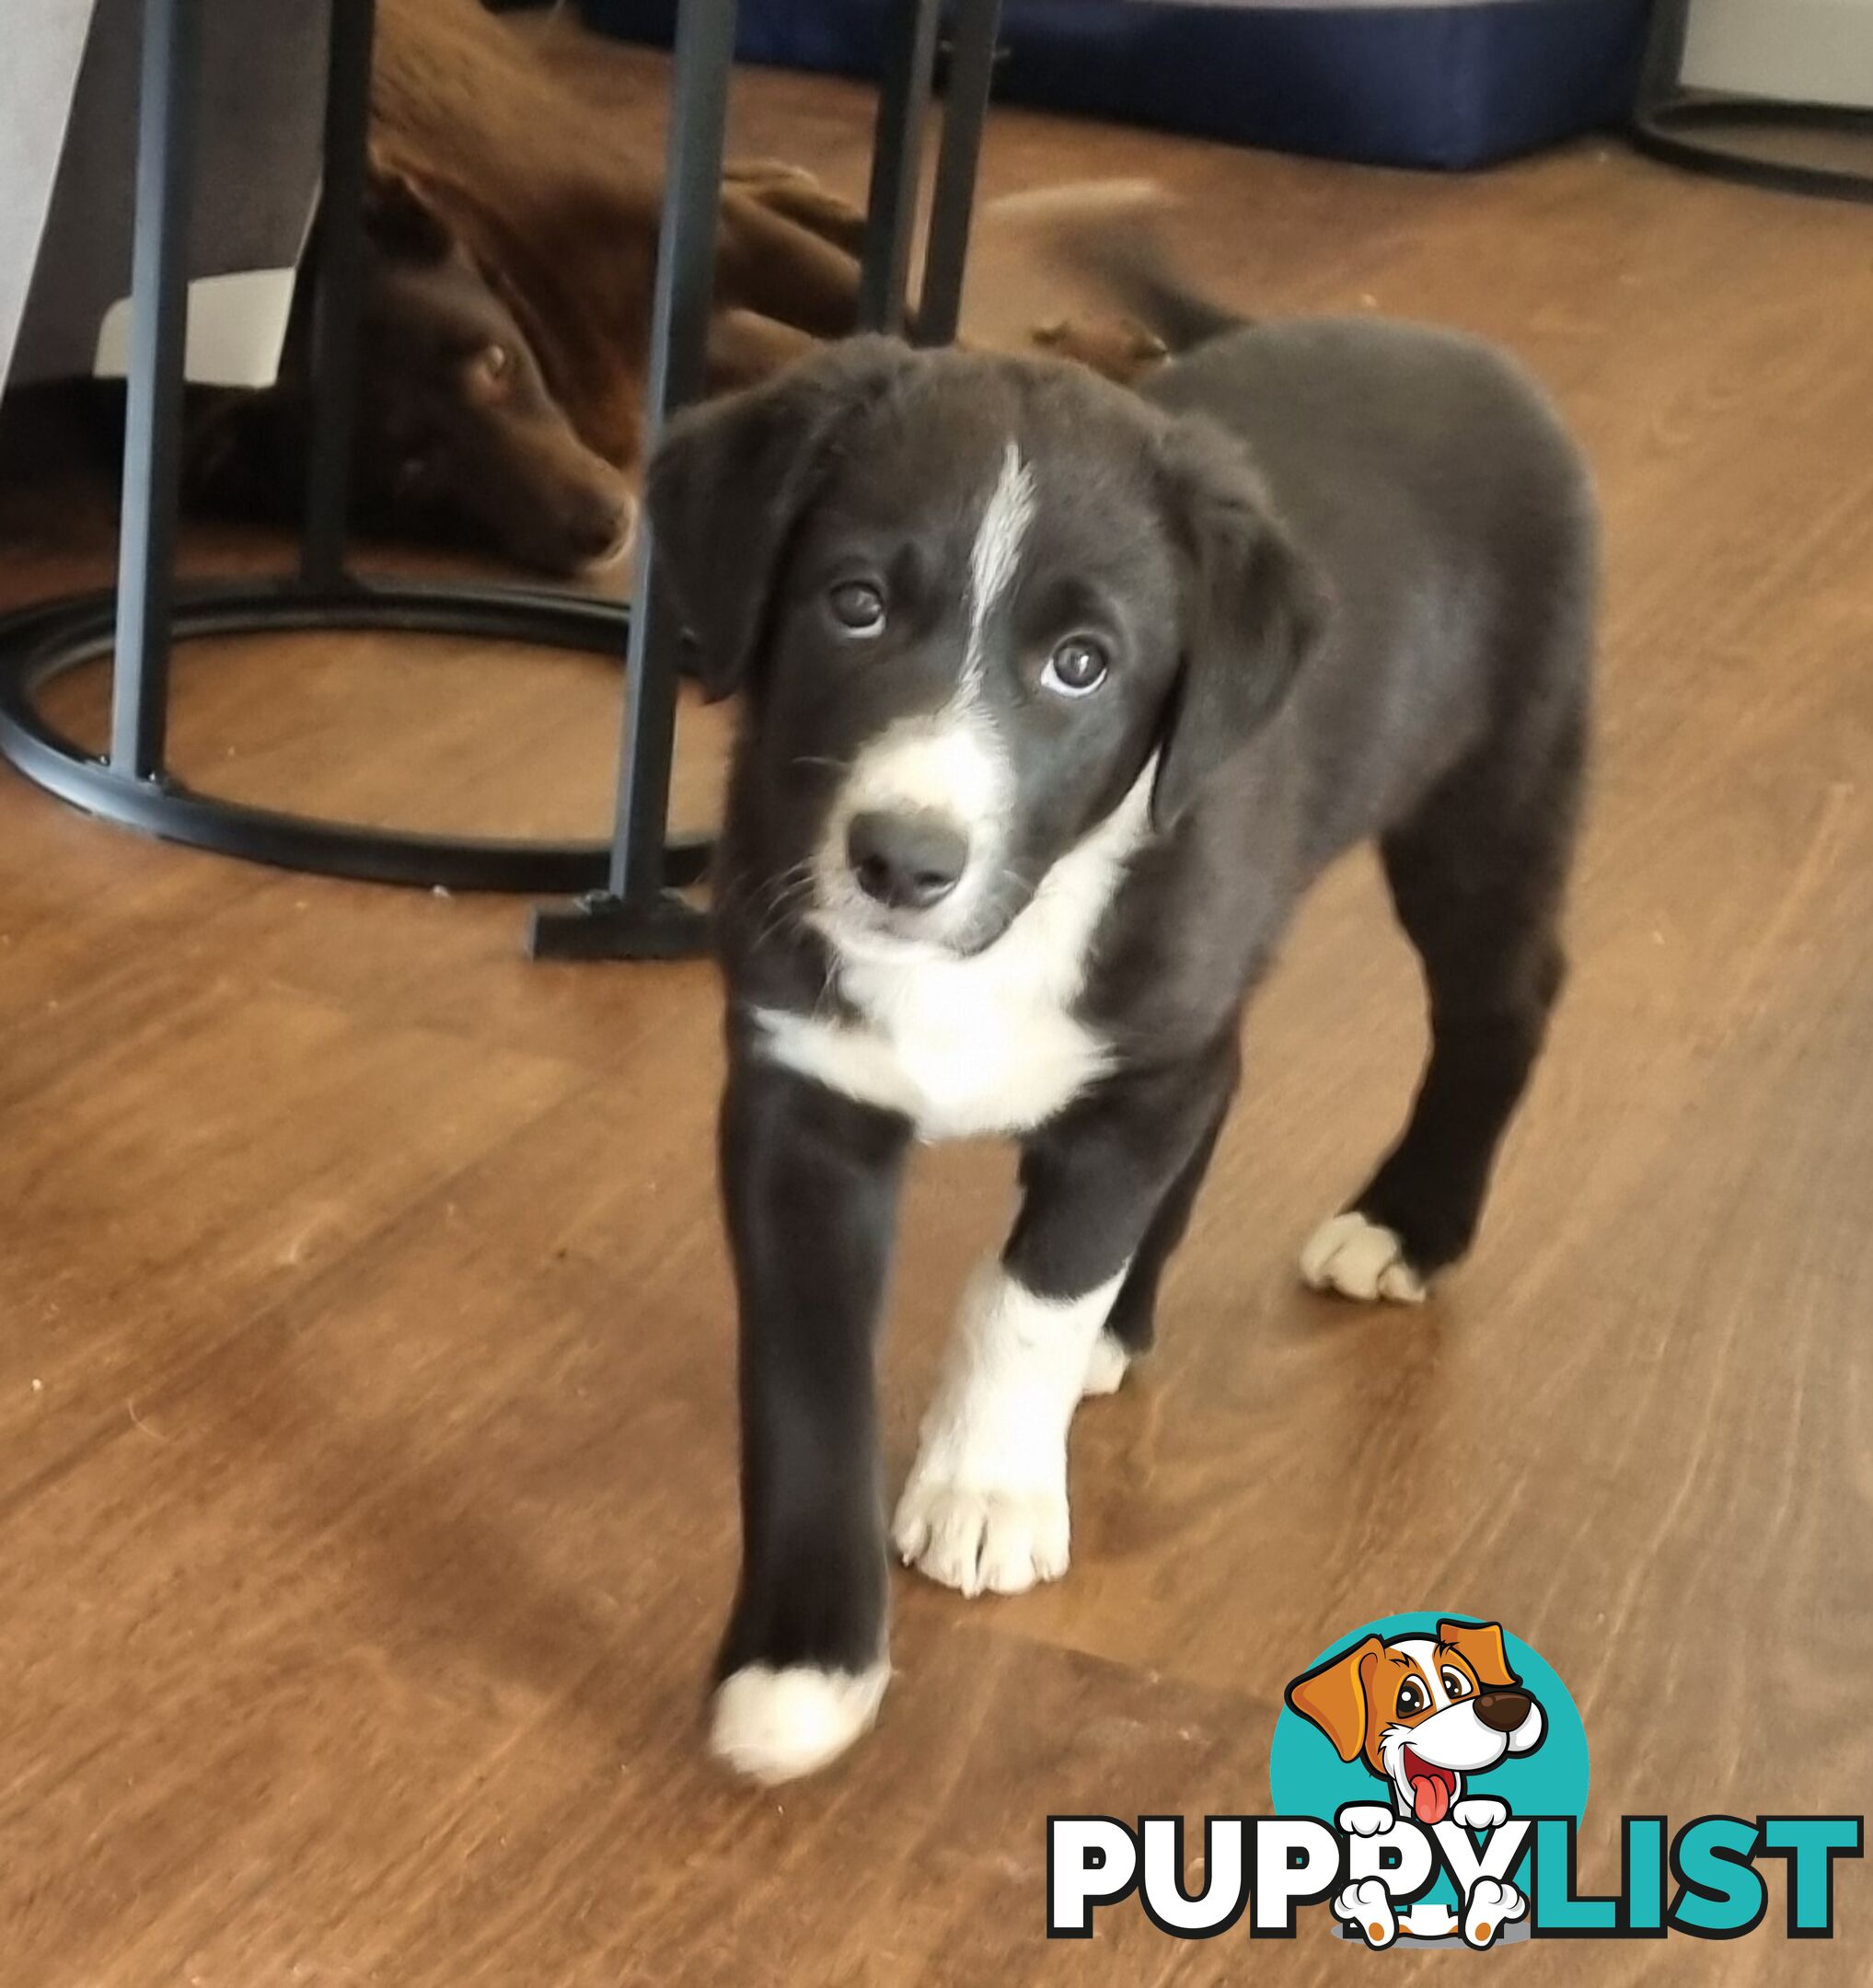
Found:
645,335 -> 917,702
1151,417 -> 1329,832
1436,1619 -> 1520,1692
1285,1633 -> 1384,1764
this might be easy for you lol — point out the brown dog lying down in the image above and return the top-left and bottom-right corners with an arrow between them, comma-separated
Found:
366,0 -> 878,459
187,0 -> 877,575
186,0 -> 1167,576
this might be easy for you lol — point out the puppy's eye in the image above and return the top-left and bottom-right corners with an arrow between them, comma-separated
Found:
828,579 -> 886,636
1396,1680 -> 1427,1717
1440,1669 -> 1472,1700
394,447 -> 435,492
1040,634 -> 1109,698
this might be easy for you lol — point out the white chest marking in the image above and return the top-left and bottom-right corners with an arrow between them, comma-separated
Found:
757,769 -> 1152,1138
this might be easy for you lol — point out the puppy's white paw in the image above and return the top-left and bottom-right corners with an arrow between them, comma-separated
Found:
1080,1331 -> 1131,1397
1462,1876 -> 1527,1949
1452,1796 -> 1509,1832
1335,1878 -> 1398,1949
894,1259 -> 1126,1597
1300,1211 -> 1427,1304
710,1662 -> 887,1785
1336,1802 -> 1400,1839
892,1479 -> 1070,1595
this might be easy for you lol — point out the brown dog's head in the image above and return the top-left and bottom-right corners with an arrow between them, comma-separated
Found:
1285,1621 -> 1545,1826
189,166 -> 635,575
343,165 -> 636,574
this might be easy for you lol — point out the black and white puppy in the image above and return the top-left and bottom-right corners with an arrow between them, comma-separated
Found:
647,292 -> 1593,1784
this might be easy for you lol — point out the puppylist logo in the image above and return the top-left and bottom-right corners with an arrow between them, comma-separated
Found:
1048,1614 -> 1862,1948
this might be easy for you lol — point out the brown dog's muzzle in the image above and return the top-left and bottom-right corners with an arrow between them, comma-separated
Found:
1474,1689 -> 1533,1733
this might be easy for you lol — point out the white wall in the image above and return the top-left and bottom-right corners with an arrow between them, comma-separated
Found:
1682,0 -> 1873,108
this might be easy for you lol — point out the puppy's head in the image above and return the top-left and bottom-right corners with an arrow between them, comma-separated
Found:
1285,1621 -> 1545,1827
650,338 -> 1324,962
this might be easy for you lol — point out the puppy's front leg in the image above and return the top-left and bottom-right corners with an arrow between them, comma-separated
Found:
894,1057 -> 1232,1597
711,1054 -> 910,1784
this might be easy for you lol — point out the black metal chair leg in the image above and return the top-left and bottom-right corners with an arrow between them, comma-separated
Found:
915,0 -> 1001,348
526,0 -> 739,961
301,0 -> 377,589
110,0 -> 201,781
858,0 -> 942,335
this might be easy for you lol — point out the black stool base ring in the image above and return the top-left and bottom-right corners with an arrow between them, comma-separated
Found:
0,577 -> 711,897
1632,96 -> 1873,206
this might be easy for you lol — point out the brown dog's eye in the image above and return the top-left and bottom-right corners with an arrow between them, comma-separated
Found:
1440,1668 -> 1472,1700
1395,1678 -> 1427,1718
1041,634 -> 1109,698
465,342 -> 514,404
828,580 -> 885,636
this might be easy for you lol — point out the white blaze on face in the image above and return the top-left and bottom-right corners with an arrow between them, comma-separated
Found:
815,438 -> 1036,944
963,439 -> 1037,693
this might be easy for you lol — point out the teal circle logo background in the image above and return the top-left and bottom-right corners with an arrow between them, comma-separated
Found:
1269,1612 -> 1590,1867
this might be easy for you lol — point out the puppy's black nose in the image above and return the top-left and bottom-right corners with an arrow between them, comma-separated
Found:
1474,1690 -> 1532,1734
847,809 -> 968,910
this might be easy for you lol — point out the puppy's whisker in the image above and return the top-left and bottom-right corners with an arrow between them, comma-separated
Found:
749,884 -> 807,953
746,861 -> 820,954
754,890 -> 815,955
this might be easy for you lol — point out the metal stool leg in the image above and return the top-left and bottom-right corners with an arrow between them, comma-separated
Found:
526,0 -> 739,961
110,0 -> 202,781
915,0 -> 1001,348
858,0 -> 942,335
301,0 -> 376,589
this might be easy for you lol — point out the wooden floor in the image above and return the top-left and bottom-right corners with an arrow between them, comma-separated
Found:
4,32 -> 1872,1986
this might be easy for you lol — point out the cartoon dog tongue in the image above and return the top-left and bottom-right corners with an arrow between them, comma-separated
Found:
1410,1766 -> 1451,1825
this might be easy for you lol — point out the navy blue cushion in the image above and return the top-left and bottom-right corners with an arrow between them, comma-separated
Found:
580,0 -> 1650,170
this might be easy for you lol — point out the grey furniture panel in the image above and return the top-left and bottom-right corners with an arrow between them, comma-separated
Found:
0,0 -> 95,390
2,0 -> 331,394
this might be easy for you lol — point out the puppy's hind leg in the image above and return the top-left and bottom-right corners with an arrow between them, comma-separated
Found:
1302,713 -> 1584,1303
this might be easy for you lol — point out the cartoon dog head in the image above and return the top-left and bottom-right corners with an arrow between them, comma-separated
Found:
1286,1620 -> 1545,1826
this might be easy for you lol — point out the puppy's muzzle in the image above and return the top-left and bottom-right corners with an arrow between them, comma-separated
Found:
846,808 -> 970,911
1474,1690 -> 1533,1735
